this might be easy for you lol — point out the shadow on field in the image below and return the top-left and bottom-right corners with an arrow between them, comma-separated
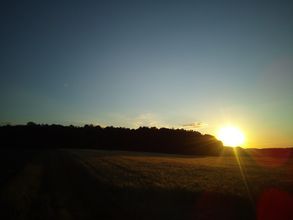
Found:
0,150 -> 255,220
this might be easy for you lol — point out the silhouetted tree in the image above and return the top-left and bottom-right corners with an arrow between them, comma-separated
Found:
0,123 -> 224,155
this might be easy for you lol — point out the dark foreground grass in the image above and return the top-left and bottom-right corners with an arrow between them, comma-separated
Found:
1,149 -> 292,220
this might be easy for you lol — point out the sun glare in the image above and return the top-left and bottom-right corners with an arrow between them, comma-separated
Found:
217,126 -> 245,147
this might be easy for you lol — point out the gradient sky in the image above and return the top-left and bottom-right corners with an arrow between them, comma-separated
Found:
1,0 -> 293,148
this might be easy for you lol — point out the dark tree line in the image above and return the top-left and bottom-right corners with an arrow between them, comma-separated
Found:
0,122 -> 223,155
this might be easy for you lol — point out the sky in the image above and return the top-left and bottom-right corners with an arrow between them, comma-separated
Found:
0,0 -> 293,148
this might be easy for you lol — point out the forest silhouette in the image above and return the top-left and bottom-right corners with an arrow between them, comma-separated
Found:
0,122 -> 223,155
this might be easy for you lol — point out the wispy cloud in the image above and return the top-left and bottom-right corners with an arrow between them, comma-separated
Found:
132,113 -> 166,128
99,112 -> 168,129
182,122 -> 208,130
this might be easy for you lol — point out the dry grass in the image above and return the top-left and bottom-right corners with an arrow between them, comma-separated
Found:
1,149 -> 293,220
72,149 -> 293,198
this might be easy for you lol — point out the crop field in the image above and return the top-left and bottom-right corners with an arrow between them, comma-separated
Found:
1,149 -> 293,220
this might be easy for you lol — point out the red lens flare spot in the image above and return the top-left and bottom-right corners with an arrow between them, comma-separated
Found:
257,188 -> 293,220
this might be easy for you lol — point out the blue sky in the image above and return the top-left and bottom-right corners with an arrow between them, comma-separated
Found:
1,0 -> 293,147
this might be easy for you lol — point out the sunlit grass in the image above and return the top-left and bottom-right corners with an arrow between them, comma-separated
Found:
72,150 -> 293,199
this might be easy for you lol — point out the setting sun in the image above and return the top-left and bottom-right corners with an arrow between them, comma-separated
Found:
217,126 -> 245,147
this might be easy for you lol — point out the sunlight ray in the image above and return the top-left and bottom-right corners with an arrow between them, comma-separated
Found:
233,148 -> 253,204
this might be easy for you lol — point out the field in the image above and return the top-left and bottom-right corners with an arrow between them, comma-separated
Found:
1,149 -> 293,220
